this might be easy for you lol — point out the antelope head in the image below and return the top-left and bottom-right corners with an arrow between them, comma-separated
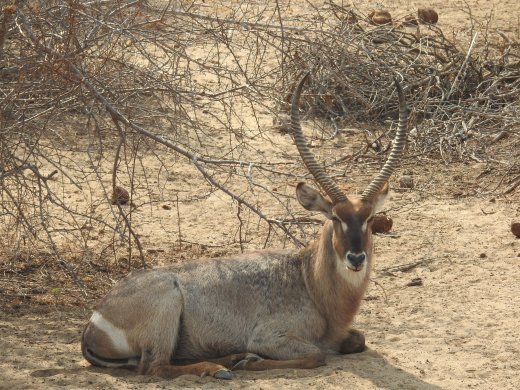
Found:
291,73 -> 408,275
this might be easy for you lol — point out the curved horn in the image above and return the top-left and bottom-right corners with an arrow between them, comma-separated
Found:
291,73 -> 348,204
361,78 -> 409,200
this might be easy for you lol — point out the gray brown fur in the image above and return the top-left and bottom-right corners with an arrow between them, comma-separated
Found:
82,189 -> 387,378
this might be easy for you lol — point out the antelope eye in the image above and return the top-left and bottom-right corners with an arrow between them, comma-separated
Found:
331,216 -> 341,223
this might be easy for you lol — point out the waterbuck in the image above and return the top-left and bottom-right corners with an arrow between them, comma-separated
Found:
81,74 -> 409,379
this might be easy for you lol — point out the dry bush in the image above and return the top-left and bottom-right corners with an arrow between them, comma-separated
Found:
0,1 -> 312,297
0,1 -> 519,297
277,5 -> 520,163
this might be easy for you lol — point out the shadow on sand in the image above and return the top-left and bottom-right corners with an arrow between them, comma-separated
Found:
328,349 -> 443,390
30,348 -> 442,389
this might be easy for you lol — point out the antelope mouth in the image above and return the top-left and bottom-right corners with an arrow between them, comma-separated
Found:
346,264 -> 365,273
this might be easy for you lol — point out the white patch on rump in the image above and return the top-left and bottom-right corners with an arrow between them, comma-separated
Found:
90,311 -> 134,355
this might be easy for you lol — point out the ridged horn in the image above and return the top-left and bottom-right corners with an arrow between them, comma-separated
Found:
291,73 -> 348,205
361,78 -> 409,200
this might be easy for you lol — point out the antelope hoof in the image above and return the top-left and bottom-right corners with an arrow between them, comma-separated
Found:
340,329 -> 366,354
231,353 -> 264,370
213,369 -> 233,380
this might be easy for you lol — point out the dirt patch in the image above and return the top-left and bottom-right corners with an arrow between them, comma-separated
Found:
2,194 -> 519,389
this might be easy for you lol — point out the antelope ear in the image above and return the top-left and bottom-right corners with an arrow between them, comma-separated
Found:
371,181 -> 389,213
296,182 -> 333,219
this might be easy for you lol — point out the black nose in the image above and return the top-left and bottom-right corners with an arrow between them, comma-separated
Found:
347,253 -> 366,268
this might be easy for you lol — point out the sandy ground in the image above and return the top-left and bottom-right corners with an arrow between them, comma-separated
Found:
1,1 -> 520,389
2,193 -> 519,389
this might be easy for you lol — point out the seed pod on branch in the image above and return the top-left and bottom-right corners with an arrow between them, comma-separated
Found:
111,186 -> 130,205
511,222 -> 520,238
418,7 -> 438,24
372,214 -> 393,234
369,10 -> 392,25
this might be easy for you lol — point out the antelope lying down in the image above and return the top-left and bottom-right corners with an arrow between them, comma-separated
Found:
81,74 -> 409,379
